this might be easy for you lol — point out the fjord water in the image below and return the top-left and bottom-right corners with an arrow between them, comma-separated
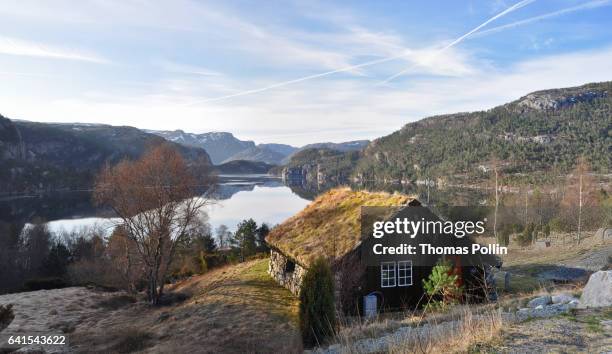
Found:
0,175 -> 310,234
1,174 -> 487,236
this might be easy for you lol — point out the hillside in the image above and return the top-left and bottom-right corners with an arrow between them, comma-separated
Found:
355,81 -> 611,183
147,130 -> 255,164
279,148 -> 361,185
222,145 -> 288,165
0,117 -> 212,194
215,160 -> 275,174
281,140 -> 369,164
0,259 -> 301,353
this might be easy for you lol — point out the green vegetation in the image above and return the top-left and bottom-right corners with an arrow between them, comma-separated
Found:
299,257 -> 336,347
284,148 -> 361,183
279,82 -> 611,186
356,82 -> 611,184
422,261 -> 463,311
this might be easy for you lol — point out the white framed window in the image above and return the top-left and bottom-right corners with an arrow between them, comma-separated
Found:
397,260 -> 413,287
381,262 -> 396,288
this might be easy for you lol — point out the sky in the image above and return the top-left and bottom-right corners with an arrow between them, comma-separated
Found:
0,0 -> 611,146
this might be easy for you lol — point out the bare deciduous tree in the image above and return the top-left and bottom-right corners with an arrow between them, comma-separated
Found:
94,144 -> 215,304
562,156 -> 597,244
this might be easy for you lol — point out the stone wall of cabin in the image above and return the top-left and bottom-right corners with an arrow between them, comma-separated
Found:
268,249 -> 306,296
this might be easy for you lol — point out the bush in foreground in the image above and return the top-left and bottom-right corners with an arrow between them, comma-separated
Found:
423,261 -> 463,311
299,257 -> 336,347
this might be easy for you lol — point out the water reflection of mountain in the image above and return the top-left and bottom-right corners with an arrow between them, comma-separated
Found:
285,179 -> 488,206
213,175 -> 284,200
0,191 -> 104,225
0,175 -> 287,224
0,174 -> 489,227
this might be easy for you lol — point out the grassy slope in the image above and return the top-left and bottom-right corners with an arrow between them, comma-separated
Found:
68,259 -> 301,353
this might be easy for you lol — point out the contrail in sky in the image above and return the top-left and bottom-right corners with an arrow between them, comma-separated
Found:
471,0 -> 610,38
379,0 -> 535,84
188,0 -> 535,105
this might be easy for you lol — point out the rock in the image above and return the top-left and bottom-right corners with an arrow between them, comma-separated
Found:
595,227 -> 612,241
580,270 -> 612,308
551,293 -> 577,304
568,300 -> 580,309
534,240 -> 551,249
538,267 -> 588,282
528,295 -> 552,308
515,303 -> 571,322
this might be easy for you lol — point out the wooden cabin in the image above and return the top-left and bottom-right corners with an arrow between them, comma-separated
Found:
266,188 -> 499,314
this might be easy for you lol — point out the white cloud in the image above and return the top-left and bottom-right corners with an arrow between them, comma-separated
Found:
0,35 -> 109,63
155,59 -> 222,77
4,46 -> 611,146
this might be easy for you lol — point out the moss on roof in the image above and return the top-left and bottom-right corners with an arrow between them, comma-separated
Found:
266,187 -> 415,266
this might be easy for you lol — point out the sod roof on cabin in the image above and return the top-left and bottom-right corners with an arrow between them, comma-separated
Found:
265,188 -> 416,266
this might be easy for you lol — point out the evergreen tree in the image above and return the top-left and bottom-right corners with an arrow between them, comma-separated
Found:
299,257 -> 336,347
256,223 -> 270,252
233,219 -> 258,261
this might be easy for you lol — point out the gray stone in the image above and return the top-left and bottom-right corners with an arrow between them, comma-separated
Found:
551,293 -> 578,304
534,240 -> 551,249
580,270 -> 612,308
528,295 -> 552,308
535,305 -> 544,310
595,227 -> 612,241
268,249 -> 306,296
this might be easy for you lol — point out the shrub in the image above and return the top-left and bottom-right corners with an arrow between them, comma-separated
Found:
198,251 -> 208,274
0,304 -> 14,332
516,223 -> 536,246
549,217 -> 569,233
497,225 -> 511,246
422,261 -> 462,311
299,257 -> 336,347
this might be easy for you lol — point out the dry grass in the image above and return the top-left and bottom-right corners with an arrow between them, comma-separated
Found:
389,307 -> 502,354
68,258 -> 301,353
266,187 -> 414,265
330,305 -> 503,354
1,259 -> 301,353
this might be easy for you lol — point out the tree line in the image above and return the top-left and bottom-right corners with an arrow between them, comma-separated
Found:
0,144 -> 273,302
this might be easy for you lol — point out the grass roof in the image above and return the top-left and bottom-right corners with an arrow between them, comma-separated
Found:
266,187 -> 415,266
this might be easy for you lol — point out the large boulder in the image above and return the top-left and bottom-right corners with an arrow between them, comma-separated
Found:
580,270 -> 612,308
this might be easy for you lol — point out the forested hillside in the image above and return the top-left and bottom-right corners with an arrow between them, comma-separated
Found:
0,117 -> 212,194
354,81 -> 611,183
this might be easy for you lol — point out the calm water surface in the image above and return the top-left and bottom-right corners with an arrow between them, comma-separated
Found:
1,175 -> 310,234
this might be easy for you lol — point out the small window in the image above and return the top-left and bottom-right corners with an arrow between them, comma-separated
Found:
381,262 -> 396,288
284,260 -> 295,273
398,260 -> 413,287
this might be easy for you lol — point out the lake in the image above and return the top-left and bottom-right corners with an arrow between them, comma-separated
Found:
0,175 -> 311,235
0,174 -> 488,236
